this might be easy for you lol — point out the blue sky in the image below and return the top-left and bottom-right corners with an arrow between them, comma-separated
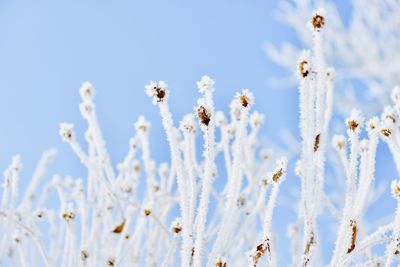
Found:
0,1 -> 397,265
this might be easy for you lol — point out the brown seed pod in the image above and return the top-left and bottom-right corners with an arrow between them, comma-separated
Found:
299,60 -> 309,78
107,257 -> 115,266
314,133 -> 320,152
144,209 -> 152,216
240,95 -> 249,107
348,120 -> 359,132
155,87 -> 166,102
197,106 -> 211,126
312,14 -> 325,30
347,220 -> 357,254
81,250 -> 89,261
272,168 -> 283,183
381,128 -> 392,137
215,259 -> 227,267
304,234 -> 315,255
252,239 -> 270,266
112,219 -> 126,234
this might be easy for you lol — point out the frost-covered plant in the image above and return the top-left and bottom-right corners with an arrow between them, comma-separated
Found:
266,0 -> 400,113
1,9 -> 400,267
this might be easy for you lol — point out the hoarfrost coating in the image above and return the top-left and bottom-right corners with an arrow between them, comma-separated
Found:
1,10 -> 400,267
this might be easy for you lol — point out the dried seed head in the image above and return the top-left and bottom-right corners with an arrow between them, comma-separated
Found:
250,111 -> 265,128
135,116 -> 151,133
12,231 -> 21,244
79,82 -> 95,101
236,196 -> 246,208
249,239 -> 270,266
299,60 -> 310,78
391,85 -> 400,104
311,12 -> 325,30
313,133 -> 320,152
332,135 -> 346,151
81,250 -> 89,261
215,257 -> 227,267
171,218 -> 183,234
61,211 -> 75,221
271,157 -> 287,183
59,123 -> 75,142
180,114 -> 197,133
347,220 -> 357,254
236,89 -> 254,108
391,180 -> 400,199
346,109 -> 363,133
143,209 -> 152,216
79,101 -> 94,118
380,128 -> 392,138
348,120 -> 359,132
35,208 -> 46,219
197,105 -> 211,126
366,117 -> 380,135
107,257 -> 115,266
112,219 -> 126,234
197,75 -> 215,93
145,80 -> 168,105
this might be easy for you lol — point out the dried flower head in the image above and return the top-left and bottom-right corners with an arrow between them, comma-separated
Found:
347,219 -> 357,254
35,208 -> 46,219
61,211 -> 75,221
391,180 -> 400,199
112,219 -> 126,234
382,106 -> 397,125
59,123 -> 75,142
313,133 -> 320,152
332,135 -> 347,151
346,109 -> 363,133
359,139 -> 368,153
197,105 -> 211,126
249,239 -> 270,266
311,11 -> 325,30
145,80 -> 168,105
180,114 -> 197,133
391,85 -> 400,104
237,196 -> 246,208
79,82 -> 95,101
229,99 -> 242,121
79,101 -> 94,118
197,75 -> 215,93
366,117 -> 380,135
271,157 -> 287,183
135,115 -> 151,133
250,111 -> 265,128
380,128 -> 392,138
236,89 -> 254,108
106,257 -> 115,266
143,209 -> 152,216
215,257 -> 227,267
12,231 -> 21,244
171,217 -> 183,234
299,60 -> 310,78
81,250 -> 89,261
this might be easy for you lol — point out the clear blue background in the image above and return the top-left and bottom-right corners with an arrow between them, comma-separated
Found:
0,1 -> 397,265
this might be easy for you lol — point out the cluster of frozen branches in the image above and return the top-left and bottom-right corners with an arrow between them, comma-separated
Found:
266,0 -> 400,114
1,9 -> 400,267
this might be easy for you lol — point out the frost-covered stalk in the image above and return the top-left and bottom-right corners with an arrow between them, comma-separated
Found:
249,158 -> 287,267
384,181 -> 400,267
207,89 -> 254,266
145,80 -> 192,267
192,76 -> 217,267
296,10 -> 333,266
